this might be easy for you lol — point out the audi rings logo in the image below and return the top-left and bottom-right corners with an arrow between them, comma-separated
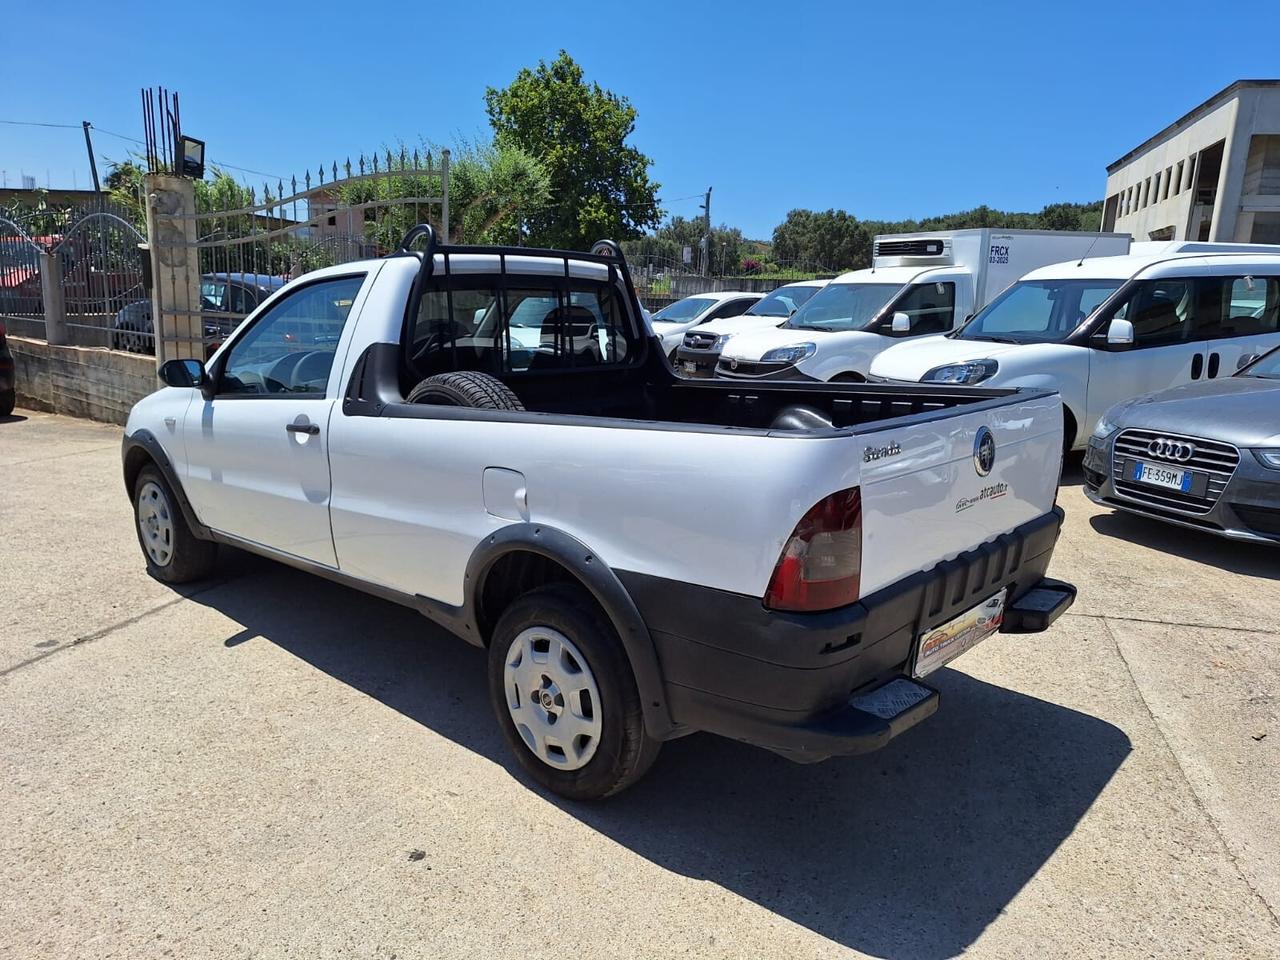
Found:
1147,437 -> 1196,462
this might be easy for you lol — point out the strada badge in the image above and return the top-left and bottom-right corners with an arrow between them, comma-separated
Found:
863,441 -> 902,462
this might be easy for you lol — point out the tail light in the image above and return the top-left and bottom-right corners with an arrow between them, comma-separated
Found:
764,487 -> 862,612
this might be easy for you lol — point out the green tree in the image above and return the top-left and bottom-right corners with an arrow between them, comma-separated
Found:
337,138 -> 551,247
485,51 -> 661,249
772,209 -> 871,270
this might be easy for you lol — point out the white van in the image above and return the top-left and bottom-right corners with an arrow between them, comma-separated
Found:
869,242 -> 1280,450
715,229 -> 1131,382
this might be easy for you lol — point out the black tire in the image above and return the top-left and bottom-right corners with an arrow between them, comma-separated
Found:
405,371 -> 524,410
487,583 -> 661,800
0,388 -> 14,418
132,465 -> 217,583
830,371 -> 865,383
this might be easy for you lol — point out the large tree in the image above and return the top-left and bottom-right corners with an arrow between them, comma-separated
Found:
485,51 -> 661,249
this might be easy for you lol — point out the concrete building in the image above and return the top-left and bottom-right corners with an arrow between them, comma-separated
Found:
1102,80 -> 1280,244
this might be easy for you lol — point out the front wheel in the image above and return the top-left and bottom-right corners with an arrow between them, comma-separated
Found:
487,583 -> 660,800
133,465 -> 217,583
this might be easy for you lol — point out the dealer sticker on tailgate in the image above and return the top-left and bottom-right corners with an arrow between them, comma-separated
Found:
913,589 -> 1007,678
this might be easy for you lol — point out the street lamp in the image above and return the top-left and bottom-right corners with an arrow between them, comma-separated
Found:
178,135 -> 205,179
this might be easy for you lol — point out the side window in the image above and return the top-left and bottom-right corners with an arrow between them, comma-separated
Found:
707,297 -> 756,321
200,280 -> 228,312
1109,280 -> 1192,347
409,280 -> 634,376
1221,276 -> 1280,336
218,275 -> 364,396
880,282 -> 955,335
227,284 -> 256,315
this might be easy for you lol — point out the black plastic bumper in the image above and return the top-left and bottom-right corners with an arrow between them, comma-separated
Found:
618,508 -> 1072,762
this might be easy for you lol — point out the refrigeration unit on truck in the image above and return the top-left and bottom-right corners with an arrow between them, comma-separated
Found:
714,228 -> 1133,383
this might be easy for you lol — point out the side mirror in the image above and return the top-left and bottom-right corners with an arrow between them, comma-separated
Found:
1106,318 -> 1135,347
1237,353 -> 1261,371
891,311 -> 912,334
159,358 -> 206,388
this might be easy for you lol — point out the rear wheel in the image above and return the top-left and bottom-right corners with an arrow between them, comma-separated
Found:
0,388 -> 14,418
487,583 -> 660,800
132,465 -> 217,583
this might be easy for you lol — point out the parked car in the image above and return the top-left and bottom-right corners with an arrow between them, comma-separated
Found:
122,226 -> 1075,800
869,243 -> 1280,451
1083,344 -> 1280,543
110,272 -> 287,354
647,291 -> 762,359
673,279 -> 829,377
715,229 -> 1132,384
0,318 -> 15,417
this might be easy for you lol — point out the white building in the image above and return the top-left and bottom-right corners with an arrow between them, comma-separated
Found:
1102,80 -> 1280,244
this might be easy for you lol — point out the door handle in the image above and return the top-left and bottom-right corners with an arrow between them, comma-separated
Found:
1207,352 -> 1221,378
286,422 -> 319,435
1190,353 -> 1203,380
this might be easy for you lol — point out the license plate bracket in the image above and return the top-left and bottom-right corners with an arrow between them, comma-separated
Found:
913,589 -> 1007,678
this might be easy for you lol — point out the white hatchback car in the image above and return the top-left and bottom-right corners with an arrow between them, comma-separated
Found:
648,291 -> 763,358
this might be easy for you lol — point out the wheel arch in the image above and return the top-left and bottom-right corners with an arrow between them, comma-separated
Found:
121,430 -> 211,540
463,523 -> 675,739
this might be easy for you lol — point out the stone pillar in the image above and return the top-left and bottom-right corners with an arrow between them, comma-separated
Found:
144,174 -> 202,368
38,250 -> 68,345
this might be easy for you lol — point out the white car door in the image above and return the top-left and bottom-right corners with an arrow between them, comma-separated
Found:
1085,277 -> 1204,431
1202,274 -> 1280,378
180,272 -> 371,566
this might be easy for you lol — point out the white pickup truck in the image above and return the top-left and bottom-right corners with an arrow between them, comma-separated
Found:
123,226 -> 1076,800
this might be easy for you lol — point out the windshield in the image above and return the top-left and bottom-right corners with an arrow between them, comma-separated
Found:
782,282 -> 901,332
1240,345 -> 1280,379
748,285 -> 820,317
958,278 -> 1122,343
651,297 -> 716,323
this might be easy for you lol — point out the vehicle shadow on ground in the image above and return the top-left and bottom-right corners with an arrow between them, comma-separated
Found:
193,552 -> 1131,960
1088,512 -> 1280,580
1059,452 -> 1086,487
0,413 -> 29,425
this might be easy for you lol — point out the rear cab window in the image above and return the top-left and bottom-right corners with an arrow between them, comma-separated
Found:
407,276 -> 639,379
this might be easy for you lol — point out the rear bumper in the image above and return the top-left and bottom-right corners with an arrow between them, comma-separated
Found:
620,508 -> 1072,762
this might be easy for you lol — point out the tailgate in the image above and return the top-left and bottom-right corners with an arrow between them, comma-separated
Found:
855,391 -> 1063,596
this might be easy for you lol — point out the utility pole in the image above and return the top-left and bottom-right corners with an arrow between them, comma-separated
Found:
698,186 -> 712,276
82,121 -> 101,193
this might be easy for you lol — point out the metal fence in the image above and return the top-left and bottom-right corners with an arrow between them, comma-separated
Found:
0,199 -> 148,347
142,150 -> 450,358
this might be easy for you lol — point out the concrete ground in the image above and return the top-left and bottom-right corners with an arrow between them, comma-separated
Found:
1,408 -> 1277,960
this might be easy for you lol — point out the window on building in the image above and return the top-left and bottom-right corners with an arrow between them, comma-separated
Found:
1163,166 -> 1173,201
1154,171 -> 1162,202
1143,177 -> 1152,207
1173,161 -> 1184,196
1244,135 -> 1280,196
1184,156 -> 1196,192
1251,212 -> 1280,245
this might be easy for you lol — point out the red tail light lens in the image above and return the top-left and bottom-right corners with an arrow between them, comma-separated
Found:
764,487 -> 862,612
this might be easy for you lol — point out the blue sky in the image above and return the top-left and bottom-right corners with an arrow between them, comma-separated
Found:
4,0 -> 1278,239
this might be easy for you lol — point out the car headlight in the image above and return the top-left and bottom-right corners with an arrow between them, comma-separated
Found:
761,342 -> 817,364
921,359 -> 998,385
712,334 -> 732,349
1092,413 -> 1120,440
1254,449 -> 1280,470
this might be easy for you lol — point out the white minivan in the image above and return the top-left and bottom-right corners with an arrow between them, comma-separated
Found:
869,243 -> 1280,450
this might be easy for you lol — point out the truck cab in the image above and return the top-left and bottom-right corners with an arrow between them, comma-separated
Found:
717,229 -> 1132,383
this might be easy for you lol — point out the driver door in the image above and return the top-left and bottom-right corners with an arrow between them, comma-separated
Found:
180,272 -> 368,566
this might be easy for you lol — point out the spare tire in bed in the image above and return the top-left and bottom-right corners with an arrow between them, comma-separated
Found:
405,371 -> 525,411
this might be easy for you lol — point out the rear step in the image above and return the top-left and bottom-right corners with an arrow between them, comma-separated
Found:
1000,577 -> 1076,633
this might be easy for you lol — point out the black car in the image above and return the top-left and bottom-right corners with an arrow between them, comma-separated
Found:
0,317 -> 15,416
110,272 -> 286,354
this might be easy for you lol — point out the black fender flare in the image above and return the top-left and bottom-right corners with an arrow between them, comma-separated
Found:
121,429 -> 212,540
461,523 -> 676,740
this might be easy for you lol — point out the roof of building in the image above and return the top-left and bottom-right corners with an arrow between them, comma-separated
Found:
1107,79 -> 1280,173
